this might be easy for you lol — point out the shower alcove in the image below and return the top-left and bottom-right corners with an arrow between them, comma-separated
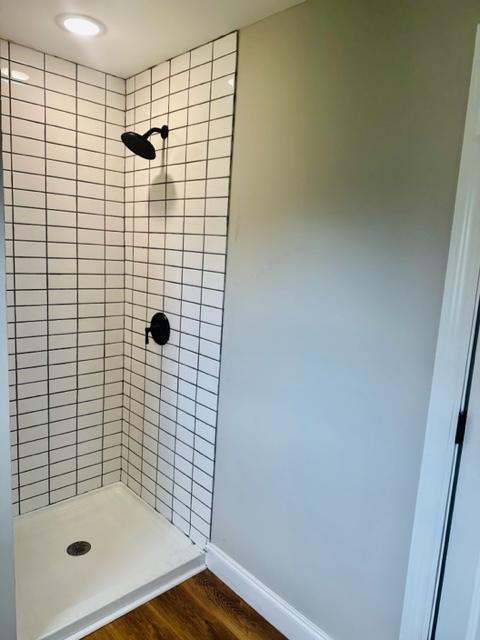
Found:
1,30 -> 237,640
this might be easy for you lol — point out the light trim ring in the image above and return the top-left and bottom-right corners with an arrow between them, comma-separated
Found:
56,14 -> 105,37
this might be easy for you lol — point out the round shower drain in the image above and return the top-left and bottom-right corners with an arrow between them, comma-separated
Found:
66,541 -> 91,557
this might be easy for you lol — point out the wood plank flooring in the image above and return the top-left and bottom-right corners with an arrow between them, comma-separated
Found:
86,570 -> 286,640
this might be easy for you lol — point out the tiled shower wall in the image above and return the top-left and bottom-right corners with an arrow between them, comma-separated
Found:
122,32 -> 237,547
0,40 -> 126,515
0,32 -> 236,544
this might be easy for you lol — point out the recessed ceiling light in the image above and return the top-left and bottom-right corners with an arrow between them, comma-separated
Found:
1,67 -> 29,83
56,14 -> 105,37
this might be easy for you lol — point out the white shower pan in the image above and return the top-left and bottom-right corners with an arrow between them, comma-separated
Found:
14,483 -> 204,640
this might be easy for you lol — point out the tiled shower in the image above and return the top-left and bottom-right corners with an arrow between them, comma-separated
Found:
122,34 -> 236,546
1,41 -> 126,516
0,29 -> 236,640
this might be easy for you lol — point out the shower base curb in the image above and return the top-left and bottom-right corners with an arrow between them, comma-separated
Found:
43,553 -> 206,640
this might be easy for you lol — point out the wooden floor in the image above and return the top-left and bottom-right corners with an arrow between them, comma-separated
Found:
86,570 -> 285,640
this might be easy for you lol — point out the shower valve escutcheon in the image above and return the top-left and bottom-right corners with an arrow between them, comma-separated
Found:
145,312 -> 170,346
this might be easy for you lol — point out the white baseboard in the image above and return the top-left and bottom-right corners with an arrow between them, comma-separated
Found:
206,544 -> 333,640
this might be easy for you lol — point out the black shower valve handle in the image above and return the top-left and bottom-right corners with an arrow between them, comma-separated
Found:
145,312 -> 170,347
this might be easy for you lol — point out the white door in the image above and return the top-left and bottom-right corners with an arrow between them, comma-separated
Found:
435,326 -> 480,639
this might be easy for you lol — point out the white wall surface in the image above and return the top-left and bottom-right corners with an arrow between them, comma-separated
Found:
211,1 -> 480,638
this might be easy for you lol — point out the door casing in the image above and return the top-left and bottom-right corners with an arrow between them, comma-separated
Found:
400,24 -> 480,640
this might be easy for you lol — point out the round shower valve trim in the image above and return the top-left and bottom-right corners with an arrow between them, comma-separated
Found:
145,312 -> 170,346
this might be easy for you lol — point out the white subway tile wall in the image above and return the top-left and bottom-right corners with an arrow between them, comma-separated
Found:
122,32 -> 237,548
0,41 -> 126,516
0,32 -> 236,546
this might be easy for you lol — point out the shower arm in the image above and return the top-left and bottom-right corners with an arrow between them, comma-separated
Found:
143,125 -> 169,140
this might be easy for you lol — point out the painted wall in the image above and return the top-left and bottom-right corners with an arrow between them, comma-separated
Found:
0,41 -> 125,515
212,1 -> 480,638
122,32 -> 237,547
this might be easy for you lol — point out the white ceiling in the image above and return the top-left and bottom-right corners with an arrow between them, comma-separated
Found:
0,0 -> 304,78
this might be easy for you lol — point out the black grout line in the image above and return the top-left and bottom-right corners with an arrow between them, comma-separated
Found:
5,67 -> 234,121
209,31 -> 239,540
41,49 -> 52,506
173,51 -> 190,532
188,46 -> 213,537
8,331 -> 221,356
2,124 -> 233,158
137,66 -> 152,505
4,164 -> 232,185
120,80 -> 127,490
3,146 -> 232,174
125,48 -> 237,96
6,42 -> 23,513
100,76 -> 107,488
4,36 -> 126,86
5,32 -> 235,92
122,104 -> 132,490
74,60 -> 80,497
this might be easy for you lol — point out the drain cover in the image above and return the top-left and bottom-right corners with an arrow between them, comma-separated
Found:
66,541 -> 91,557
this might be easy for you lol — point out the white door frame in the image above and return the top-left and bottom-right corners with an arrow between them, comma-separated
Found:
400,25 -> 480,640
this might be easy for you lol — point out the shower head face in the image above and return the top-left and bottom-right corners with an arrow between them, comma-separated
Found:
121,131 -> 156,160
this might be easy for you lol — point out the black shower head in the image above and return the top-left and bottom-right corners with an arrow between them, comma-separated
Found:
121,125 -> 169,160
